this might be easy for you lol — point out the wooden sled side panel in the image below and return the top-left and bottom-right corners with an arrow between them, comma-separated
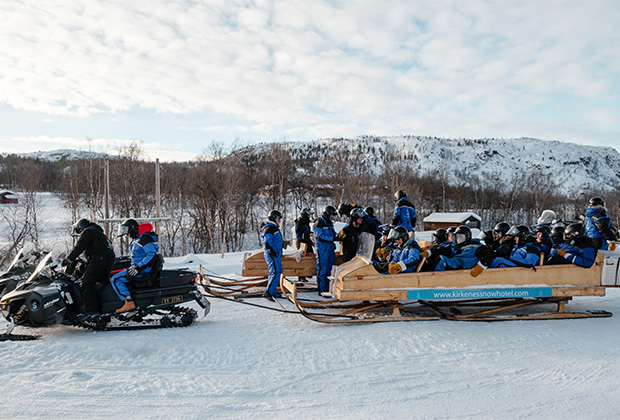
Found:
242,249 -> 343,277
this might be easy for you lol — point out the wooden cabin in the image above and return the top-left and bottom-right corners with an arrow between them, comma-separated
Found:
423,212 -> 481,231
0,191 -> 18,204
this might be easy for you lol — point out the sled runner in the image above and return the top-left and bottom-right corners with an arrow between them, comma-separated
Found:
281,233 -> 612,323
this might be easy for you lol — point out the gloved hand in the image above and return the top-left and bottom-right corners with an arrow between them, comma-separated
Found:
283,240 -> 290,249
376,248 -> 390,260
336,230 -> 346,241
269,248 -> 277,258
128,266 -> 139,277
470,262 -> 486,277
61,258 -> 72,267
388,262 -> 402,275
608,241 -> 616,251
556,249 -> 567,258
420,249 -> 432,259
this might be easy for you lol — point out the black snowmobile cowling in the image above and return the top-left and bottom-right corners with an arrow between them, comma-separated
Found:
1,243 -> 210,339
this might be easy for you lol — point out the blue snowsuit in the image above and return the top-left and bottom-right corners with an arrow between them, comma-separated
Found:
585,207 -> 615,250
313,215 -> 336,293
111,231 -> 159,301
388,239 -> 422,274
435,239 -> 484,271
391,198 -> 416,232
489,242 -> 541,268
548,240 -> 596,268
261,221 -> 284,297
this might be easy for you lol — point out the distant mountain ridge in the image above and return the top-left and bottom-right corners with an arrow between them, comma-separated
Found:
249,135 -> 620,194
5,136 -> 620,194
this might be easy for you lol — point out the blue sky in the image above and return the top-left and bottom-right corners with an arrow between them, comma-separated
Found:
0,0 -> 619,161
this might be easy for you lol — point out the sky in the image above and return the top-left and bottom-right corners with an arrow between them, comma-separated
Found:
0,0 -> 619,162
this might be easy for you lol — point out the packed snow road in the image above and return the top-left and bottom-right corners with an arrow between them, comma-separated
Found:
1,252 -> 620,419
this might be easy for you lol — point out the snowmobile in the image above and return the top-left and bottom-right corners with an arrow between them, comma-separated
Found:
0,242 -> 44,297
1,243 -> 210,340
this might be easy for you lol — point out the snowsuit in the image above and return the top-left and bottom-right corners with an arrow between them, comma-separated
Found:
66,223 -> 115,314
261,221 -> 284,297
338,218 -> 367,262
295,215 -> 313,254
585,207 -> 616,250
489,241 -> 541,268
391,198 -> 416,232
547,237 -> 597,268
388,239 -> 422,274
313,215 -> 336,293
421,241 -> 458,271
111,229 -> 160,301
435,239 -> 491,271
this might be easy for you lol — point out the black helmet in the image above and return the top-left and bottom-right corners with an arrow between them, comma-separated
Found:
493,222 -> 510,240
268,210 -> 282,222
551,226 -> 565,245
533,224 -> 551,236
378,224 -> 392,235
350,207 -> 368,220
394,190 -> 407,201
118,218 -> 139,239
301,208 -> 314,217
323,205 -> 337,219
564,223 -> 585,245
387,226 -> 409,242
588,197 -> 605,208
506,225 -> 531,244
454,225 -> 472,245
72,218 -> 90,236
364,206 -> 375,218
432,228 -> 448,244
337,202 -> 352,217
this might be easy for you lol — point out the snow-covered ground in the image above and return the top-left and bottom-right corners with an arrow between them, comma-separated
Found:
2,249 -> 620,419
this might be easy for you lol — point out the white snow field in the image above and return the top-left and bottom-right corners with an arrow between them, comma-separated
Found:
2,250 -> 620,420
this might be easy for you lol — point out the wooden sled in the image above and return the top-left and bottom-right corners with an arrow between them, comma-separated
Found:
281,253 -> 611,323
241,244 -> 344,278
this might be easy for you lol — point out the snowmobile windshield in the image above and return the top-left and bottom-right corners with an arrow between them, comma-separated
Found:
6,242 -> 35,272
537,210 -> 556,225
356,232 -> 376,261
25,243 -> 67,284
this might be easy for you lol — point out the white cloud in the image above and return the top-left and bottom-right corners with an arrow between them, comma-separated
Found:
0,0 -> 618,154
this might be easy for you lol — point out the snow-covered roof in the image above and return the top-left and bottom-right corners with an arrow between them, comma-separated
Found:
423,212 -> 482,223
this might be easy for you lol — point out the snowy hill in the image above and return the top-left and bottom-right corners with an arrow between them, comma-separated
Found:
252,136 -> 620,194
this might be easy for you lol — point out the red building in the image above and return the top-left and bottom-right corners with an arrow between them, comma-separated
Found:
0,191 -> 18,204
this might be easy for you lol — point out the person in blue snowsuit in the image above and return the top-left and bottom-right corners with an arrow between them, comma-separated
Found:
533,224 -> 553,260
261,210 -> 284,300
584,197 -> 616,251
435,225 -> 494,275
488,225 -> 541,269
391,190 -> 416,232
313,205 -> 337,296
111,219 -> 161,313
420,228 -> 458,272
547,223 -> 597,268
381,226 -> 423,275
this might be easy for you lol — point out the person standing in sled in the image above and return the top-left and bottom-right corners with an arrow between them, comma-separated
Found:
111,219 -> 161,313
584,197 -> 617,251
261,210 -> 284,301
313,205 -> 337,297
337,207 -> 368,262
391,190 -> 416,232
63,218 -> 115,315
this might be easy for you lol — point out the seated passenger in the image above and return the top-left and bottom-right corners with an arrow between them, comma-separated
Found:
435,225 -> 493,272
479,222 -> 510,251
488,225 -> 541,269
550,226 -> 565,246
533,224 -> 553,260
547,223 -> 596,268
111,219 -> 160,313
374,226 -> 421,274
421,228 -> 457,271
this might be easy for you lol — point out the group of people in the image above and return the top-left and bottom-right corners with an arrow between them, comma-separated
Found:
62,218 -> 161,315
260,193 -> 617,299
